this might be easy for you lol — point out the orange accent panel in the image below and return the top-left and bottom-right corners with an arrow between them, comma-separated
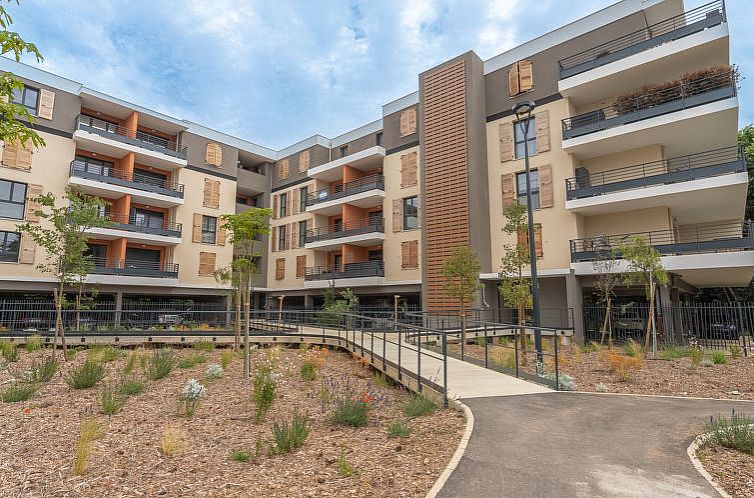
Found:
111,195 -> 131,218
342,244 -> 368,264
121,152 -> 135,178
109,238 -> 127,267
341,204 -> 365,226
123,111 -> 139,138
342,165 -> 365,184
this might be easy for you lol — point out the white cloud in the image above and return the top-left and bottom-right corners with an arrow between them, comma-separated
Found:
476,0 -> 520,58
399,0 -> 441,65
304,26 -> 370,91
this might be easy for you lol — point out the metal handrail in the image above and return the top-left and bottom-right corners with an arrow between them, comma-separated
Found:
305,260 -> 385,279
76,114 -> 188,156
306,173 -> 385,207
99,212 -> 182,234
306,217 -> 384,239
90,256 -> 180,273
70,161 -> 185,194
558,0 -> 725,77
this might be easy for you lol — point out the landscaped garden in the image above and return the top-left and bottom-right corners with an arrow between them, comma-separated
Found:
696,412 -> 754,498
0,339 -> 464,497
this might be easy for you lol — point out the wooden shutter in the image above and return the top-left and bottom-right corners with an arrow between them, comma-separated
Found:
517,225 -> 543,258
216,219 -> 226,245
284,223 -> 292,250
286,194 -> 292,219
399,108 -> 417,137
192,213 -> 203,243
296,255 -> 306,278
2,141 -> 19,168
275,258 -> 285,280
299,150 -> 310,172
407,107 -> 417,135
508,63 -> 520,96
19,234 -> 35,264
535,110 -> 550,153
519,60 -> 533,92
38,89 -> 55,120
501,173 -> 515,208
401,152 -> 417,187
538,165 -> 553,208
392,199 -> 403,232
290,221 -> 298,249
402,240 -> 419,269
203,179 -> 220,209
499,122 -> 513,162
271,226 -> 277,252
278,159 -> 289,179
198,252 -> 216,276
24,184 -> 43,222
205,143 -> 222,167
16,142 -> 32,171
272,194 -> 279,220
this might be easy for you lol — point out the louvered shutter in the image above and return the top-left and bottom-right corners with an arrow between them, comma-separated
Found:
16,142 -> 32,171
519,60 -> 533,92
499,123 -> 513,162
278,159 -> 289,179
192,213 -> 203,243
399,108 -> 417,137
24,184 -> 43,222
212,180 -> 221,208
271,226 -> 277,252
508,63 -> 520,96
286,194 -> 292,219
275,258 -> 285,280
400,154 -> 409,187
299,150 -> 310,172
406,107 -> 417,134
272,195 -> 279,220
198,252 -> 216,275
536,110 -> 550,153
216,219 -> 226,245
38,89 -> 55,120
407,152 -> 417,186
501,174 -> 515,208
399,110 -> 409,136
290,221 -> 298,249
285,223 -> 292,250
538,165 -> 553,208
296,255 -> 306,278
517,227 -> 528,251
392,199 -> 403,232
19,234 -> 35,264
410,240 -> 419,268
2,141 -> 19,168
203,179 -> 212,207
534,224 -> 543,258
401,241 -> 410,269
402,240 -> 418,269
205,143 -> 222,167
401,152 -> 417,187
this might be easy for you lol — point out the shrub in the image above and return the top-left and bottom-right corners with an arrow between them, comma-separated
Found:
300,361 -> 316,381
602,352 -> 642,382
73,418 -> 101,475
595,382 -> 609,393
178,353 -> 207,369
28,357 -> 58,383
492,350 -> 516,369
1,341 -> 19,362
730,344 -> 742,359
192,341 -> 215,352
372,371 -> 390,388
475,336 -> 485,347
146,349 -> 175,380
689,348 -> 703,367
65,348 -> 79,361
231,450 -> 251,462
337,448 -> 360,477
88,346 -> 121,363
333,393 -> 370,427
271,411 -> 309,454
221,350 -> 234,369
387,420 -> 411,438
705,412 -> 754,455
659,346 -> 693,361
99,385 -> 125,415
701,358 -> 715,368
403,393 -> 438,418
252,365 -> 276,421
1,383 -> 38,403
118,377 -> 144,396
25,334 -> 43,352
160,426 -> 185,456
177,379 -> 206,417
540,372 -> 577,391
711,350 -> 728,365
65,360 -> 106,389
205,364 -> 224,379
497,336 -> 511,347
123,351 -> 139,374
622,339 -> 642,358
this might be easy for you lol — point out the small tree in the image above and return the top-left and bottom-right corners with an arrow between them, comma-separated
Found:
216,208 -> 271,377
319,284 -> 359,327
592,247 -> 621,347
443,246 -> 481,360
17,186 -> 110,357
498,202 -> 532,364
619,235 -> 668,357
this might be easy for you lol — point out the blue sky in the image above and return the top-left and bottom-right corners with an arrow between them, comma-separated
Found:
11,0 -> 753,149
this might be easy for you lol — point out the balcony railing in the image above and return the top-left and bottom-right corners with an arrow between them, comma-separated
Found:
70,161 -> 185,198
561,69 -> 736,140
558,1 -> 726,79
565,146 -> 745,200
305,174 -> 385,208
89,256 -> 179,278
76,115 -> 188,159
569,221 -> 754,262
98,213 -> 182,238
304,260 -> 384,281
305,217 -> 384,244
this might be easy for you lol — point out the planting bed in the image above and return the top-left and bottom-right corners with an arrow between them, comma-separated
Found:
699,444 -> 754,498
0,344 -> 464,497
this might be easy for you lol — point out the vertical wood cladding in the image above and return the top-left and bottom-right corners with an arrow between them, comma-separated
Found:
421,60 -> 469,310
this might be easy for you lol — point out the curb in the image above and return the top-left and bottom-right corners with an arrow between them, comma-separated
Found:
425,399 -> 475,498
686,433 -> 732,498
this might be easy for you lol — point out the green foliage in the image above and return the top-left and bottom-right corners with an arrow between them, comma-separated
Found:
28,356 -> 58,383
741,125 -> 754,222
65,360 -> 106,389
123,351 -> 138,374
619,235 -> 669,290
118,377 -> 144,396
337,448 -> 361,477
689,348 -> 703,367
300,361 -> 317,381
192,341 -> 215,352
253,363 -> 277,420
88,345 -> 121,363
705,412 -> 754,455
146,349 -> 175,380
271,411 -> 310,454
701,358 -> 715,367
622,339 -> 642,358
178,353 -> 208,369
332,394 -> 369,427
231,450 -> 251,462
65,348 -> 78,361
25,334 -> 43,352
443,246 -> 481,312
403,393 -> 438,418
318,285 -> 359,326
73,418 -> 101,475
99,385 -> 125,415
0,340 -> 18,362
221,350 -> 234,369
372,371 -> 390,388
659,346 -> 694,360
729,344 -> 742,359
499,202 -> 532,312
1,382 -> 37,402
711,350 -> 728,365
387,420 -> 411,438
475,336 -> 485,347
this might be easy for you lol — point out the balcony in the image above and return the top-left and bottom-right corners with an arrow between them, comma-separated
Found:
307,146 -> 385,182
69,161 -> 185,207
74,115 -> 188,169
304,260 -> 384,281
89,257 -> 179,279
88,213 -> 182,245
561,69 -> 738,159
305,174 -> 385,215
304,218 -> 385,250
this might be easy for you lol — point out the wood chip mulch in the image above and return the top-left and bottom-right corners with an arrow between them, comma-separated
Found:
699,444 -> 754,497
0,346 -> 465,497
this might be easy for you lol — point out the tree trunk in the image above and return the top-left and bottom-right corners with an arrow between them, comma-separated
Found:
460,298 -> 466,361
53,284 -> 67,359
75,292 -> 81,332
600,297 -> 612,347
518,303 -> 527,366
643,279 -> 655,358
244,281 -> 251,379
607,298 -> 613,349
234,285 -> 241,352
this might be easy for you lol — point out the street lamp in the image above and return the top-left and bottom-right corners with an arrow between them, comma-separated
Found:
512,100 -> 543,364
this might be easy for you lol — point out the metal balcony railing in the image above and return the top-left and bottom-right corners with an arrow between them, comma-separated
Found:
98,212 -> 182,238
569,221 -> 754,262
89,257 -> 179,278
305,217 -> 384,244
305,173 -> 385,208
70,161 -> 185,198
561,69 -> 737,140
304,260 -> 385,281
76,115 -> 188,159
558,1 -> 726,79
565,146 -> 745,200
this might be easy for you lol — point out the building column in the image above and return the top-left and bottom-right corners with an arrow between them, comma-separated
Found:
114,291 -> 123,328
304,294 -> 314,309
565,272 -> 584,343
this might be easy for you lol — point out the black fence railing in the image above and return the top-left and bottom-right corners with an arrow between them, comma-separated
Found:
565,146 -> 745,200
70,160 -> 185,198
305,173 -> 385,208
305,260 -> 385,280
76,114 -> 188,159
98,212 -> 182,238
561,69 -> 736,139
305,217 -> 384,244
570,221 -> 754,262
90,256 -> 179,279
558,1 -> 725,79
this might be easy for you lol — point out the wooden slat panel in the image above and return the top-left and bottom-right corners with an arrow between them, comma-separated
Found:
198,252 -> 216,275
536,110 -> 550,153
275,258 -> 285,280
192,213 -> 202,243
539,164 -> 553,208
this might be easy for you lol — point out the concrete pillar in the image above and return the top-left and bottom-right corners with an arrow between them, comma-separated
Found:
304,294 -> 314,309
225,294 -> 232,329
565,272 -> 584,343
114,291 -> 123,328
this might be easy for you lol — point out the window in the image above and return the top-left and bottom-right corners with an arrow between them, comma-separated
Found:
299,186 -> 308,210
516,170 -> 540,209
375,132 -> 383,147
85,243 -> 108,263
278,224 -> 287,250
133,168 -> 167,188
130,208 -> 164,230
332,253 -> 342,271
279,193 -> 287,217
298,220 -> 307,247
72,155 -> 114,177
403,196 -> 418,230
0,180 -> 27,219
201,215 -> 217,244
0,231 -> 20,262
514,118 -> 537,159
11,86 -> 39,115
339,145 -> 348,158
236,196 -> 250,206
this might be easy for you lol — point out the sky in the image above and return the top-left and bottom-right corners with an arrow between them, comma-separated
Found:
9,0 -> 753,150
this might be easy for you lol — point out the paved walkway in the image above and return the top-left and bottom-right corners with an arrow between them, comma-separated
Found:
439,392 -> 754,498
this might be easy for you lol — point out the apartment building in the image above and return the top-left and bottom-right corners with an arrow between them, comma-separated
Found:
0,0 -> 748,338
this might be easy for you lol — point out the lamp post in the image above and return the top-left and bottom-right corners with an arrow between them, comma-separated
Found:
512,100 -> 543,365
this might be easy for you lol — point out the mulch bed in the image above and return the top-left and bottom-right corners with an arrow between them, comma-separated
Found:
0,345 -> 464,497
699,444 -> 754,497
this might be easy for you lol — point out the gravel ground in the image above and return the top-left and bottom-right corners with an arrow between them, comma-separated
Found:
699,445 -> 754,497
0,345 -> 464,497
